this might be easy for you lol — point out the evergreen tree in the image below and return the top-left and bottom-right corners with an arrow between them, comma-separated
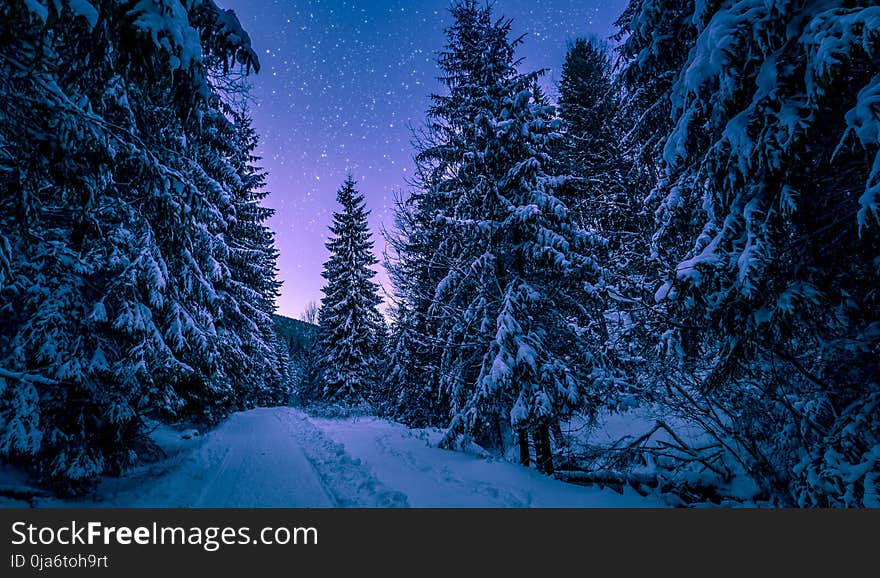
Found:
558,39 -> 633,243
615,0 -> 695,199
558,38 -> 654,410
379,302 -> 442,427
316,176 -> 384,403
383,193 -> 447,426
397,0 -> 610,472
222,106 -> 287,408
558,38 -> 617,189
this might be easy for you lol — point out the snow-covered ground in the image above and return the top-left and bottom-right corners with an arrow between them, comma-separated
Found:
309,415 -> 663,507
1,407 -> 664,508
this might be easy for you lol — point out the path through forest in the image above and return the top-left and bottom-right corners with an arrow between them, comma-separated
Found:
10,408 -> 662,508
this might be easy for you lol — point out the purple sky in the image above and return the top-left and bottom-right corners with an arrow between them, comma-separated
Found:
218,0 -> 627,318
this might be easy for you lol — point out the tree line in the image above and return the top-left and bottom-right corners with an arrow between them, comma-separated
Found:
308,0 -> 879,507
0,0 -> 285,494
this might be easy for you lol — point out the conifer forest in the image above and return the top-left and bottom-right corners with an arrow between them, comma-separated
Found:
1,0 -> 878,508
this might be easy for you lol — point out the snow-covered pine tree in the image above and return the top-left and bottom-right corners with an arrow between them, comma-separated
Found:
380,304 -> 413,417
403,0 -> 609,472
558,38 -> 618,194
382,192 -> 448,426
0,0 -> 272,494
558,38 -> 634,246
557,38 -> 656,411
316,176 -> 384,403
615,0 -> 695,204
378,302 -> 439,426
221,105 -> 287,408
619,0 -> 880,506
368,310 -> 389,400
104,2 -> 263,425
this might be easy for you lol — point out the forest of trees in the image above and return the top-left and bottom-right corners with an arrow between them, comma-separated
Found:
0,0 -> 287,494
374,0 -> 878,507
1,0 -> 878,506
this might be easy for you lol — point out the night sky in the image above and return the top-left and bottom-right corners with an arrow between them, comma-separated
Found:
218,0 -> 627,318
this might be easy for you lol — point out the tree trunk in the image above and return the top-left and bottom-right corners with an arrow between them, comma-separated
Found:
518,427 -> 530,467
533,425 -> 543,472
495,417 -> 506,456
535,422 -> 553,475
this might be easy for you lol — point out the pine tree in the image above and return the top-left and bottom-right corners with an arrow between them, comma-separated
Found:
316,176 -> 384,403
222,106 -> 287,408
396,0 -> 609,472
383,193 -> 447,426
558,39 -> 632,240
558,38 -> 617,188
379,302 -> 439,426
557,38 -> 655,411
615,0 -> 695,200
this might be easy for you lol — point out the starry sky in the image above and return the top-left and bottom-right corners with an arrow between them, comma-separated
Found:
218,0 -> 627,318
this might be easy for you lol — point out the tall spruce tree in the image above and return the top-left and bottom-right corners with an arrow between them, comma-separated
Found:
396,0 -> 610,472
316,176 -> 383,403
222,106 -> 287,408
558,38 -> 617,192
380,300 -> 444,426
557,38 -> 654,409
383,193 -> 447,426
558,39 -> 632,241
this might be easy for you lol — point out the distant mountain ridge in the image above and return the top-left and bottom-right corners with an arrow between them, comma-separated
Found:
273,314 -> 318,354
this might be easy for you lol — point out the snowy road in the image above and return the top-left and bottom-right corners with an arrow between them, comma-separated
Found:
42,407 -> 661,508
186,409 -> 336,507
88,407 -> 406,507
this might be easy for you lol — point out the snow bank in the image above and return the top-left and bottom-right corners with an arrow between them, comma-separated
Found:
308,415 -> 664,507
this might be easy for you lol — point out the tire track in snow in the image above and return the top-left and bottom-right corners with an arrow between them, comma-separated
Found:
79,408 -> 400,507
281,409 -> 409,507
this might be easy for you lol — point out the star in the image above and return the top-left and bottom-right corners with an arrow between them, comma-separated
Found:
218,0 -> 627,318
